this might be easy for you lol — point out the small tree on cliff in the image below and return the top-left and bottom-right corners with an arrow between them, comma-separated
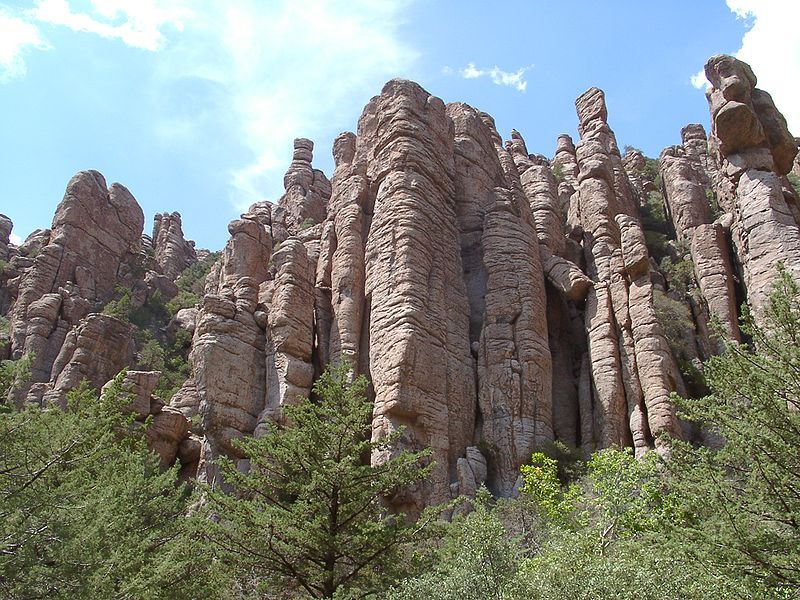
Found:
201,365 -> 439,599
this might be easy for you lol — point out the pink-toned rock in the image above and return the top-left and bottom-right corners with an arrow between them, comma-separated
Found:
7,172 -> 144,401
357,81 -> 475,511
259,239 -> 315,428
690,223 -> 740,342
41,313 -> 135,409
705,55 -> 800,318
573,86 -> 683,453
275,139 -> 332,240
152,212 -> 197,279
616,214 -> 650,279
659,145 -> 711,238
539,247 -> 592,301
324,131 -> 368,371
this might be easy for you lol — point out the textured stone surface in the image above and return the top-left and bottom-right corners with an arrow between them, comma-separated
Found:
359,81 -> 475,511
691,223 -> 740,342
11,67 -> 799,510
0,214 -> 11,263
705,55 -> 800,318
152,212 -> 197,279
42,313 -> 135,409
261,239 -> 315,427
573,86 -> 682,454
275,138 -> 332,240
7,171 -> 144,404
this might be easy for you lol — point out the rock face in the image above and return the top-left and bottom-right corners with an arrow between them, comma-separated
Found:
7,171 -> 145,405
4,56 -> 798,512
704,54 -> 800,319
273,138 -> 332,242
572,87 -> 681,455
152,212 -> 197,279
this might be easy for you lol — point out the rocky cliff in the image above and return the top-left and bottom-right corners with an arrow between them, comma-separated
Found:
1,54 -> 797,510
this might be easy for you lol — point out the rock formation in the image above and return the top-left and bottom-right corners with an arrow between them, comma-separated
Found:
152,212 -> 197,279
704,54 -> 800,318
6,171 -> 145,405
2,53 -> 797,513
572,87 -> 682,456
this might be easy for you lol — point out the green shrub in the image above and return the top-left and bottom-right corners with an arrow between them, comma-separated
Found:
653,289 -> 695,360
551,162 -> 565,184
167,252 -> 220,315
102,285 -> 134,322
788,173 -> 800,197
639,191 -> 669,234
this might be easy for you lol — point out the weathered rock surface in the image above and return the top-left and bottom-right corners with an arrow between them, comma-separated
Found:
573,87 -> 681,455
5,60 -> 798,511
6,171 -> 145,404
274,139 -> 332,242
152,212 -> 197,279
705,54 -> 800,318
41,313 -> 135,408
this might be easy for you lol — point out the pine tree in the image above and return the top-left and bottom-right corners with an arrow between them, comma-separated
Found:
0,375 -> 221,599
666,266 -> 800,594
201,365 -> 438,599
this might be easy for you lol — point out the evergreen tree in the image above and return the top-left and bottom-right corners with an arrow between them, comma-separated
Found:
666,266 -> 800,594
0,375 -> 221,599
201,365 -> 438,599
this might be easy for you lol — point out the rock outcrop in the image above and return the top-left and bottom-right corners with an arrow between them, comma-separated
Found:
7,171 -> 144,405
573,87 -> 681,455
3,55 -> 797,513
152,212 -> 197,279
704,54 -> 800,319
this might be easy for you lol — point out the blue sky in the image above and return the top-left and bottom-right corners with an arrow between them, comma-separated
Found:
1,0 -> 798,250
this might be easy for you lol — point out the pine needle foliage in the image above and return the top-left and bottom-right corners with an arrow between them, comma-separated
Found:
201,364 -> 439,599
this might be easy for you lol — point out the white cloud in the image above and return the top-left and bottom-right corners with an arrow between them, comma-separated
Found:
723,0 -> 800,132
149,0 -> 418,209
690,68 -> 708,90
0,8 -> 48,82
460,62 -> 531,92
9,232 -> 22,245
4,0 -> 418,210
32,0 -> 190,51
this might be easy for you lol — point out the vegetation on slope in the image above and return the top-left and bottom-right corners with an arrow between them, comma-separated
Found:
2,270 -> 800,598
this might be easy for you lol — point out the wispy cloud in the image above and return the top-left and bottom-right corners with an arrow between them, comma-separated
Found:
150,0 -> 419,210
0,7 -> 49,82
459,62 -> 531,92
5,0 -> 419,211
32,0 -> 190,51
9,232 -> 22,245
690,68 -> 708,90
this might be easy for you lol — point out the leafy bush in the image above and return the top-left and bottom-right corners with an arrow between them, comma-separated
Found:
0,354 -> 32,400
659,253 -> 694,297
639,190 -> 669,234
389,488 -> 523,600
101,285 -> 134,322
201,365 -> 438,598
653,289 -> 696,360
788,173 -> 800,197
166,252 -> 220,315
551,162 -> 565,184
666,267 -> 800,593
